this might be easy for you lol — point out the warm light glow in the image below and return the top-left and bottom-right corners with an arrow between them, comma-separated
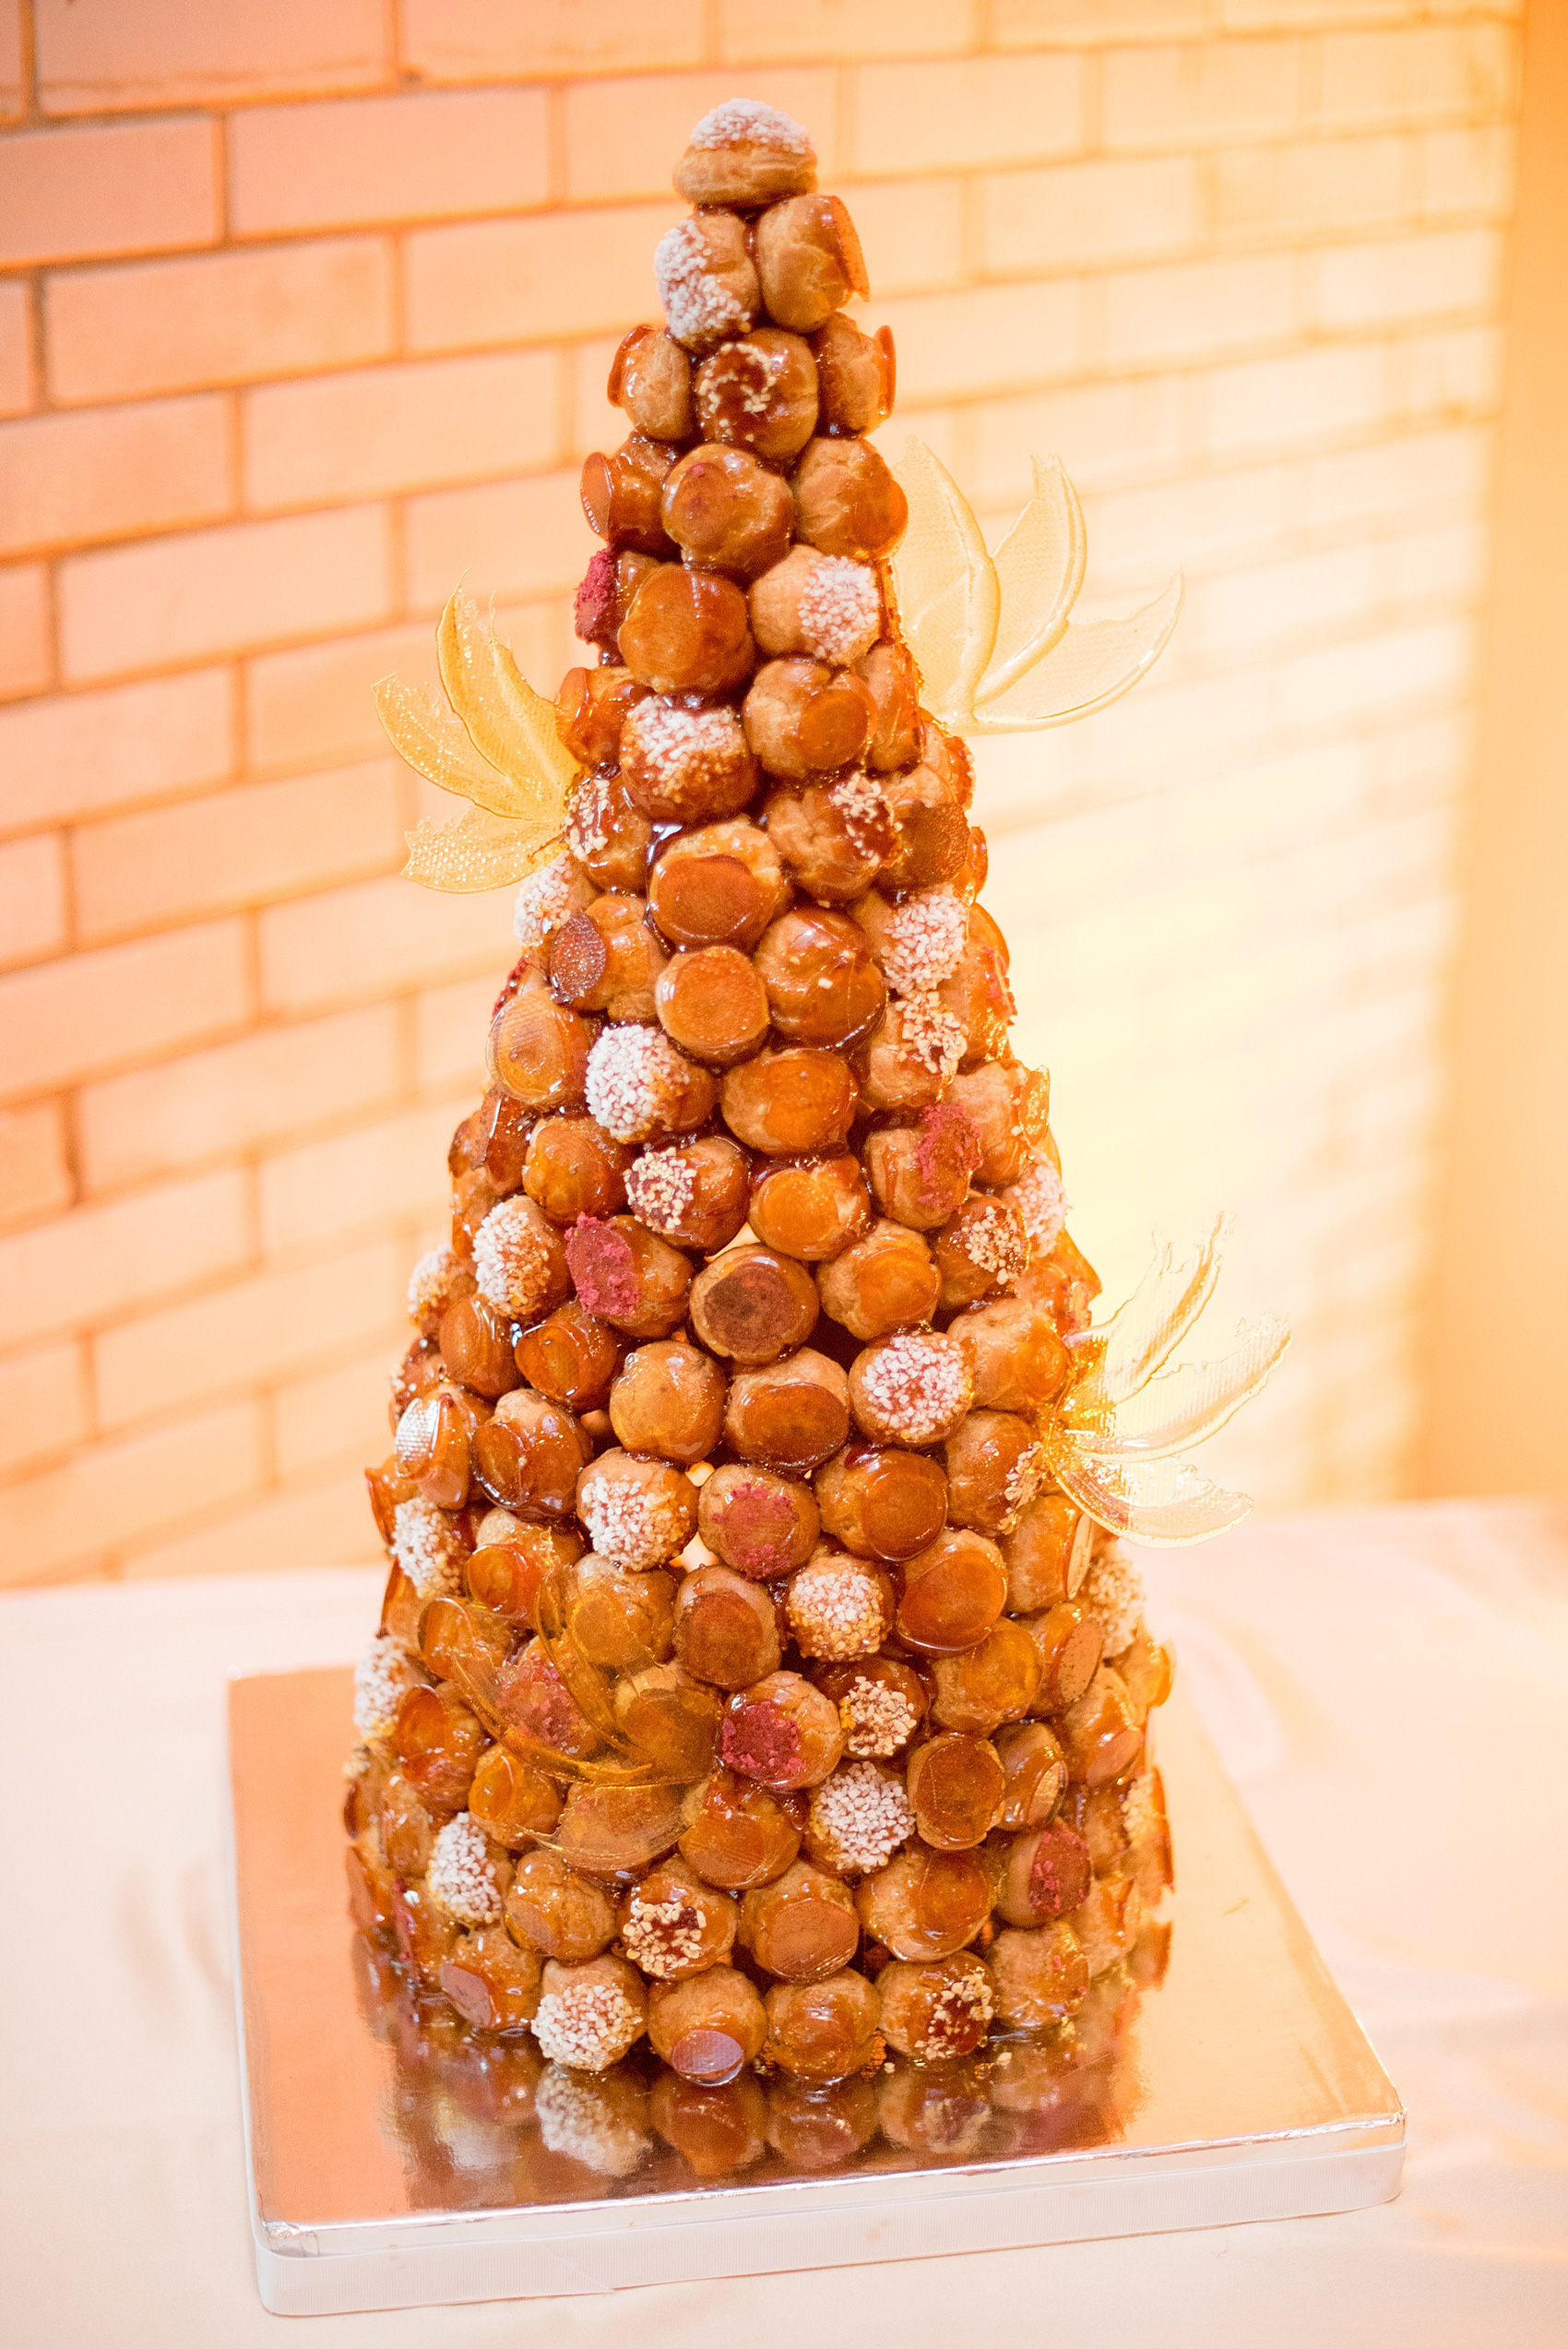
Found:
0,3 -> 1527,1583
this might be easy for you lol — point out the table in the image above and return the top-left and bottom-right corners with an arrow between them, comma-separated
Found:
3,1499 -> 1565,2344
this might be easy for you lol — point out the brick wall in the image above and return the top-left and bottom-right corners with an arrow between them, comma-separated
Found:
0,0 -> 1522,1585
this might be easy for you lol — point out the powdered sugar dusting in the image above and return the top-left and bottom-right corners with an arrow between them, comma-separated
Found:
535,2065 -> 649,2174
1082,1540 -> 1144,1658
586,1023 -> 691,1142
854,1330 -> 973,1443
407,1246 -> 474,1334
689,101 -> 814,158
392,1497 -> 465,1600
426,1813 -> 503,1926
880,886 -> 968,996
353,1634 -> 420,1737
1011,1156 -> 1069,1254
473,1196 -> 557,1318
655,219 -> 750,347
532,1978 -> 644,2071
786,1552 -> 887,1661
837,1675 -> 920,1758
514,853 -> 591,960
897,992 -> 967,1080
809,1761 -> 914,1874
797,556 -> 881,667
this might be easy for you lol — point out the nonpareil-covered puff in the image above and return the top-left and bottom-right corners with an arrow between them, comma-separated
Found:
876,1952 -> 994,2064
943,1406 -> 1044,1534
750,545 -> 883,669
654,211 -> 759,352
511,853 -> 600,963
584,1022 -> 717,1144
803,1760 -> 915,1877
576,1448 -> 698,1570
407,1245 -> 475,1339
620,696 -> 759,825
531,1953 -> 647,2072
814,1656 -> 928,1759
624,1135 -> 752,1253
855,884 -> 969,999
856,994 -> 968,1113
565,769 -> 655,895
673,100 -> 817,209
618,1856 -> 737,1981
783,1544 -> 891,1662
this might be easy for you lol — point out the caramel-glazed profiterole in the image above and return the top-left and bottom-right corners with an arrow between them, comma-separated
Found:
348,98 -> 1171,2109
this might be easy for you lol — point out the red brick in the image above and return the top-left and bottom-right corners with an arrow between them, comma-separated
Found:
0,565 -> 51,700
0,1168 -> 249,1349
0,396 -> 232,560
258,1095 -> 467,1253
74,760 -> 406,937
0,119 -> 219,268
413,974 -> 495,1095
231,87 -> 549,237
852,54 -> 1085,176
407,468 -> 587,611
0,668 -> 233,836
719,0 -> 974,61
259,872 -> 516,1017
0,833 -> 67,969
0,922 -> 249,1100
120,1463 -> 382,1578
78,1005 -> 403,1193
405,205 -> 676,352
0,2 -> 20,121
93,1238 -> 405,1427
981,157 -> 1199,276
0,1402 -> 263,1585
244,352 -> 558,512
0,1340 -> 89,1477
45,237 -> 395,405
272,1348 -> 395,1481
0,1103 -> 74,1233
563,70 -> 837,203
59,505 -> 393,682
35,0 -> 388,113
0,281 -> 31,417
399,0 -> 704,81
870,282 -> 1081,405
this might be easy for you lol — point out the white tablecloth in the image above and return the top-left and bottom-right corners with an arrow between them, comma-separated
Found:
3,1499 -> 1565,2344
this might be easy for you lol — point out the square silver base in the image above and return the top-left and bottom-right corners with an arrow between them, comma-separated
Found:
228,1669 -> 1403,2315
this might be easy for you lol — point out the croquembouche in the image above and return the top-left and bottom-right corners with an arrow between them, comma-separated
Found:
343,100 -> 1285,2140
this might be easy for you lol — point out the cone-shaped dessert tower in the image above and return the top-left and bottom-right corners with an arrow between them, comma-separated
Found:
347,103 -> 1284,2113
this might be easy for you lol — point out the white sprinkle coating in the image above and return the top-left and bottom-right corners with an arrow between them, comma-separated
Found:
855,1330 -> 973,1444
896,992 -> 967,1081
699,339 -> 779,424
1003,1443 -> 1046,1517
514,853 -> 590,959
786,1552 -> 887,1661
809,1762 -> 914,1874
532,1979 -> 644,2071
578,1467 -> 690,1570
829,769 -> 891,853
353,1634 -> 421,1737
566,775 -> 617,862
621,1890 -> 710,1978
407,1246 -> 473,1335
880,886 -> 968,997
624,1146 -> 699,1235
426,1813 -> 503,1926
535,2066 -> 649,2176
1122,1771 -> 1159,1848
655,219 -> 750,347
586,1023 -> 692,1143
838,1676 -> 920,1758
624,697 -> 747,794
473,1195 -> 557,1318
958,1197 -> 1028,1283
1082,1540 -> 1144,1658
1012,1156 -> 1069,1255
797,557 -> 881,668
392,1497 -> 465,1600
922,1967 -> 995,2057
689,100 -> 814,158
